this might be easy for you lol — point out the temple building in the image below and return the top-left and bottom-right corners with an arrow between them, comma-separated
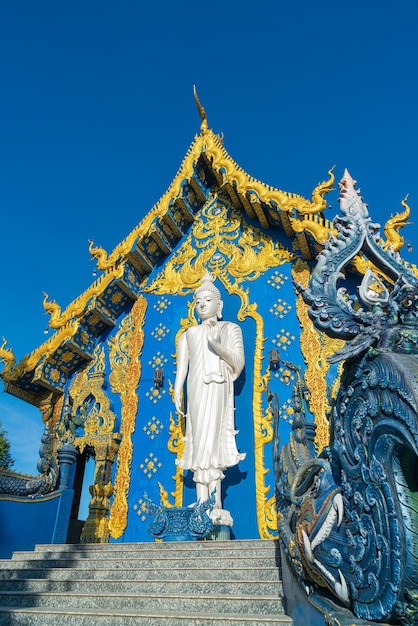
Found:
1,94 -> 416,625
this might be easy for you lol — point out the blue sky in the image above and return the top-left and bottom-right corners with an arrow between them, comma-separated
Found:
1,1 -> 418,474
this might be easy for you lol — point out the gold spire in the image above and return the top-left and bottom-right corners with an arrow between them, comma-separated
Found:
193,85 -> 208,134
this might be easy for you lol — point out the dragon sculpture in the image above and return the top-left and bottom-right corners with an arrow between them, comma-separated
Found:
276,170 -> 418,625
0,426 -> 58,497
144,491 -> 216,541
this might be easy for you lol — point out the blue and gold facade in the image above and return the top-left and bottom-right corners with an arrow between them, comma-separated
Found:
0,109 -> 365,543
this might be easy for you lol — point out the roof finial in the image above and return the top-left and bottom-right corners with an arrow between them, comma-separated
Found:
193,85 -> 208,134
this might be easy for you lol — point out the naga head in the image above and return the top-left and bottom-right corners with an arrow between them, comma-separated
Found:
392,280 -> 418,328
290,458 -> 348,605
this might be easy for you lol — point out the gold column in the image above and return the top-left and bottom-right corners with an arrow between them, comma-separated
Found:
80,435 -> 121,543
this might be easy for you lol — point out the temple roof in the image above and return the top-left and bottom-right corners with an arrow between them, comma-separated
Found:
0,115 -> 347,405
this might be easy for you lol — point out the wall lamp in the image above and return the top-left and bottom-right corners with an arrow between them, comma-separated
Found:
269,349 -> 280,369
153,368 -> 164,389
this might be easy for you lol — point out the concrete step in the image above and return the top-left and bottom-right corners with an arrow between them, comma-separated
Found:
0,555 -> 278,570
0,577 -> 281,595
0,590 -> 284,613
0,565 -> 281,582
10,544 -> 278,561
0,539 -> 291,625
0,606 -> 294,626
33,539 -> 277,553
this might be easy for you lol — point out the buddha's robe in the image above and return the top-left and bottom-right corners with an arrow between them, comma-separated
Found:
176,320 -> 245,484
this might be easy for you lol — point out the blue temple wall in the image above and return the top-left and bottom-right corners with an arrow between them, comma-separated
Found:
65,194 -> 315,543
0,489 -> 74,558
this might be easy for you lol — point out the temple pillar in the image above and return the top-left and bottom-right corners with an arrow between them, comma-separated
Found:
80,435 -> 121,543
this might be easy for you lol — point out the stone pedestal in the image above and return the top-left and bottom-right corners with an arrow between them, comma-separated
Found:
145,496 -> 214,542
208,524 -> 231,541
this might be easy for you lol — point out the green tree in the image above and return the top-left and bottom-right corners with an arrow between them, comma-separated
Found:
0,420 -> 14,470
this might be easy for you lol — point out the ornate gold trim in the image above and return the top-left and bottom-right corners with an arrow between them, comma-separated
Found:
0,338 -> 15,379
224,276 -> 276,538
158,409 -> 185,508
383,195 -> 410,252
43,265 -> 124,330
71,346 -> 117,452
146,203 -> 294,296
289,212 -> 336,245
292,260 -> 344,451
109,296 -> 147,539
108,314 -> 133,397
1,322 -> 80,383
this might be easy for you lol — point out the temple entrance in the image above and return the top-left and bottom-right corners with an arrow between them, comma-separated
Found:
67,447 -> 95,543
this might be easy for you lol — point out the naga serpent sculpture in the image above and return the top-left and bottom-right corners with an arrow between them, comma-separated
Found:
276,171 -> 418,624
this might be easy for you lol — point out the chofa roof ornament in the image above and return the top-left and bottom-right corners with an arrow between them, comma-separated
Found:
193,85 -> 208,135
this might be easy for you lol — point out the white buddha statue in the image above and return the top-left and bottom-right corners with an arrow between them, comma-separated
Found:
174,273 -> 245,525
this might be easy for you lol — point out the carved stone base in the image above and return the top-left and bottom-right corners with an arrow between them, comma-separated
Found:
207,524 -> 231,541
145,496 -> 214,542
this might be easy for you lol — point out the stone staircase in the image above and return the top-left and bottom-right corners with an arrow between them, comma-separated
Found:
0,539 -> 293,625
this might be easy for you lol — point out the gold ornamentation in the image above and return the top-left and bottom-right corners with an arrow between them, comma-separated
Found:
139,452 -> 162,479
193,85 -> 208,135
108,314 -> 133,396
42,264 -> 124,330
265,495 -> 278,533
39,394 -> 55,425
280,398 -> 295,424
267,271 -> 289,290
165,410 -> 185,507
0,338 -> 16,380
349,196 -> 413,282
351,255 -> 391,287
154,331 -> 194,509
383,195 -> 410,252
145,385 -> 166,403
148,352 -> 168,369
98,130 -> 332,294
293,260 -> 327,447
143,416 -> 164,440
269,298 -> 292,319
151,323 -> 170,341
80,438 -> 120,544
158,482 -> 173,508
1,323 -> 80,384
223,275 -> 276,538
271,329 -> 296,352
292,260 -> 344,451
109,296 -> 147,539
153,297 -> 171,314
62,345 -> 120,543
146,202 -> 294,297
289,212 -> 336,244
71,346 -> 117,450
88,240 -> 113,271
134,496 -> 150,522
201,134 -> 334,217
